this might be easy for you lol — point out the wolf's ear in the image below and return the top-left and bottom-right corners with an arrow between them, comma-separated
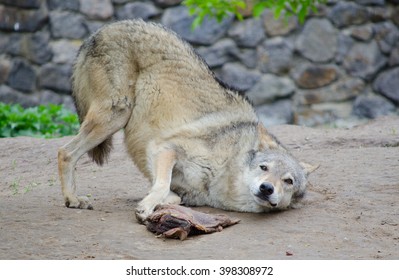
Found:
257,123 -> 283,150
300,162 -> 319,176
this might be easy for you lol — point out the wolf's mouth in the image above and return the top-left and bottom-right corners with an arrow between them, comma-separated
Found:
254,194 -> 277,207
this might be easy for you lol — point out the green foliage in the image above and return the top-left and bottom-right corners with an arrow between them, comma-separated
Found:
184,0 -> 246,28
183,0 -> 325,28
0,103 -> 79,138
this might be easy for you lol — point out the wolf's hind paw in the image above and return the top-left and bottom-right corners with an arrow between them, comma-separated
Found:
65,196 -> 93,210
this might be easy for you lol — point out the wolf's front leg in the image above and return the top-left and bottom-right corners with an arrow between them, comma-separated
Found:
135,148 -> 177,223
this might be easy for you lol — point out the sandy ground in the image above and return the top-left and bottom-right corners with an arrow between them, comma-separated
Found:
0,116 -> 398,260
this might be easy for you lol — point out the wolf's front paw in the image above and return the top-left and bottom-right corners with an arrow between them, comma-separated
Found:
135,202 -> 156,224
65,195 -> 93,210
135,209 -> 147,224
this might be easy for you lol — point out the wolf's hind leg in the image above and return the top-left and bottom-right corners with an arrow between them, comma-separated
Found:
135,148 -> 177,223
58,102 -> 131,209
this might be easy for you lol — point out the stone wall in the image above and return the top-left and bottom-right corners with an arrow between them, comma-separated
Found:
1,0 -> 399,127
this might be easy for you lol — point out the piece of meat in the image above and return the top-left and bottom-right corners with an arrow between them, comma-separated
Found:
145,204 -> 240,240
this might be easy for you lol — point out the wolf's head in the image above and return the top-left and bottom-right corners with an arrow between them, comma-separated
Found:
243,149 -> 317,211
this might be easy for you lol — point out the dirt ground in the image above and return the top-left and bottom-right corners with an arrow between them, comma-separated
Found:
0,116 -> 398,260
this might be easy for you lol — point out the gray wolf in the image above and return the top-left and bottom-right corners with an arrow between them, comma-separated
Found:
57,19 -> 317,223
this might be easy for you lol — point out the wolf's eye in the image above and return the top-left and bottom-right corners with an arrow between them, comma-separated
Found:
260,165 -> 268,171
284,178 -> 293,185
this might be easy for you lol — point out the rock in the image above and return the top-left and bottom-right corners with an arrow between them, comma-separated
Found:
258,37 -> 293,74
0,31 -> 7,52
196,39 -> 237,68
373,22 -> 399,54
343,40 -> 386,81
227,18 -> 265,48
47,0 -> 80,11
38,89 -> 63,105
234,0 -> 255,17
335,33 -> 355,64
328,2 -> 369,28
61,94 -> 76,112
373,67 -> 399,104
389,43 -> 399,66
0,84 -> 39,107
38,63 -> 72,93
353,94 -> 396,119
116,2 -> 160,21
0,84 -> 19,103
308,2 -> 329,17
80,0 -> 113,20
350,25 -> 374,41
295,18 -> 338,63
294,107 -> 337,127
161,6 -> 233,45
2,33 -> 20,56
219,63 -> 261,91
262,10 -> 298,37
311,102 -> 353,120
7,58 -> 36,92
22,31 -> 53,65
355,0 -> 385,5
0,57 -> 11,84
153,0 -> 183,8
256,99 -> 294,126
37,90 -> 76,113
392,7 -> 399,26
296,77 -> 365,105
111,0 -> 130,4
1,33 -> 52,65
246,74 -> 295,105
50,11 -> 87,39
51,40 -> 80,64
38,89 -> 76,110
85,20 -> 105,34
0,4 -> 48,32
0,0 -> 42,9
292,64 -> 339,89
367,7 -> 391,22
229,48 -> 257,69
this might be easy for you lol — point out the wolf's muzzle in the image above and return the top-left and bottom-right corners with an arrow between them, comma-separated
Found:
256,183 -> 277,207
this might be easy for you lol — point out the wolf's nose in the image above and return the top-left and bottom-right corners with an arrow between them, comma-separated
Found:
259,183 -> 274,195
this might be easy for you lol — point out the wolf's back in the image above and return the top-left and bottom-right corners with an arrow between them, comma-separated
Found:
70,20 -> 253,165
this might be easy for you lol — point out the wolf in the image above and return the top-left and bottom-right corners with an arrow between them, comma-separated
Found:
57,19 -> 317,223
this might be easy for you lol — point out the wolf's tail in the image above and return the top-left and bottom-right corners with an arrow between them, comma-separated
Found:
87,138 -> 113,166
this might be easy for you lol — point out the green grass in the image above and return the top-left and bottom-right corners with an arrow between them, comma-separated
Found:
0,102 -> 79,138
